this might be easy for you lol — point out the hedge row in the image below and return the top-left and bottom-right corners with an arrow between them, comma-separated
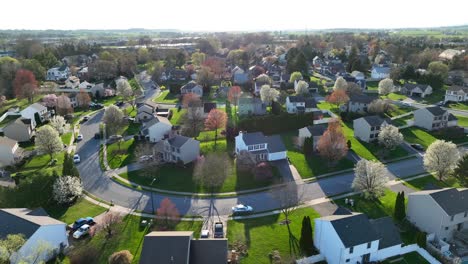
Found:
238,113 -> 316,134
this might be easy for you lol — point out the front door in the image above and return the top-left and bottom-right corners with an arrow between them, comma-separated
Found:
362,253 -> 370,263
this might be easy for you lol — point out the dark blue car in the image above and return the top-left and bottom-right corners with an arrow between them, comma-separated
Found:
72,217 -> 94,230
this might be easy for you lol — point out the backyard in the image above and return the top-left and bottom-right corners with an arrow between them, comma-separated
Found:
401,127 -> 468,149
227,207 -> 320,264
106,138 -> 137,169
381,252 -> 430,264
455,115 -> 468,127
403,174 -> 462,191
153,90 -> 179,103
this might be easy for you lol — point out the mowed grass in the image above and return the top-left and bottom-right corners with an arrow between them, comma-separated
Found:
342,122 -> 378,161
281,131 -> 355,179
448,102 -> 468,111
400,127 -> 437,149
15,152 -> 66,178
382,93 -> 408,101
455,115 -> 468,127
333,189 -> 398,219
227,207 -> 320,264
46,198 -> 107,224
106,138 -> 137,169
154,90 -> 179,103
381,251 -> 430,264
71,214 -> 202,263
403,174 -> 461,191
61,132 -> 73,145
169,108 -> 186,125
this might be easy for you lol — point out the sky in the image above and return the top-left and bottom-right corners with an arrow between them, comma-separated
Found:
2,0 -> 468,31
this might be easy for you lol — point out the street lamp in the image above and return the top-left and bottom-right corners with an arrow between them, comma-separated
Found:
150,178 -> 156,214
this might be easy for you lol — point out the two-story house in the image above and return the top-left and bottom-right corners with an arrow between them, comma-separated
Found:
20,103 -> 49,128
414,106 -> 458,131
46,66 -> 70,81
407,188 -> 468,242
298,124 -> 327,150
353,116 -> 391,143
137,101 -> 160,122
314,208 -> 403,264
444,86 -> 468,103
0,136 -> 22,167
64,76 -> 80,89
371,65 -> 390,80
3,118 -> 34,142
180,81 -> 203,97
400,83 -> 433,98
285,96 -> 318,114
343,94 -> 375,113
253,74 -> 271,95
141,116 -> 173,143
238,97 -> 267,116
156,135 -> 200,165
235,131 -> 287,161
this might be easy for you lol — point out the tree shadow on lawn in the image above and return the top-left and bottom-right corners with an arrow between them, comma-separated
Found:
238,213 -> 281,248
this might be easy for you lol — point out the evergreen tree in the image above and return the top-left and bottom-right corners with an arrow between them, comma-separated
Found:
400,191 -> 406,220
303,137 -> 314,156
62,153 -> 73,176
416,231 -> 427,249
299,216 -> 314,256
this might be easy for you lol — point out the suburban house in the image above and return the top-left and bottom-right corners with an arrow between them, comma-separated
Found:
235,131 -> 287,161
400,83 -> 433,98
0,136 -> 21,167
78,81 -> 93,90
155,135 -> 200,165
141,116 -> 173,142
0,208 -> 68,264
64,76 -> 80,89
439,49 -> 464,61
286,96 -> 318,114
414,106 -> 458,131
3,118 -> 34,142
350,71 -> 366,89
353,116 -> 391,143
89,83 -> 110,98
139,231 -> 228,264
371,65 -> 391,80
344,94 -> 375,113
444,86 -> 468,103
137,101 -> 160,122
46,66 -> 70,81
298,124 -> 327,150
407,188 -> 468,242
180,81 -> 203,97
238,97 -> 267,116
314,208 -> 403,264
253,74 -> 271,94
20,103 -> 49,128
232,66 -> 249,84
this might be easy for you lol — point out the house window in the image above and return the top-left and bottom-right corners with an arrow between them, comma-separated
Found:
464,211 -> 467,218
349,247 -> 353,254
370,134 -> 374,138
371,127 -> 375,131
248,146 -> 253,151
177,148 -> 180,153
367,242 -> 372,249
346,259 -> 350,263
445,227 -> 449,230
451,216 -> 454,221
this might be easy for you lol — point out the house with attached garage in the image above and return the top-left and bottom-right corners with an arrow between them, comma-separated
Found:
413,106 -> 458,131
407,188 -> 468,242
343,94 -> 375,113
139,231 -> 228,264
371,65 -> 391,80
20,103 -> 49,128
400,83 -> 432,98
64,76 -> 80,89
137,101 -> 160,122
286,96 -> 318,114
180,81 -> 203,97
3,118 -> 34,142
298,124 -> 327,150
444,85 -> 468,103
235,131 -> 287,161
314,208 -> 403,264
353,116 -> 391,143
238,97 -> 267,116
155,134 -> 200,165
0,136 -> 22,167
0,208 -> 68,264
141,116 -> 173,142
46,65 -> 70,81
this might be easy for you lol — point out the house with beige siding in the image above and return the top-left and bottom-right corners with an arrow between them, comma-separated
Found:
3,118 -> 34,142
353,116 -> 391,143
0,137 -> 22,167
413,106 -> 457,131
407,188 -> 468,242
155,135 -> 200,165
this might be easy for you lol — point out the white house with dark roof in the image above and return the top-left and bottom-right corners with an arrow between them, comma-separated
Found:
155,135 -> 200,165
343,94 -> 375,113
414,106 -> 457,131
371,65 -> 391,80
141,116 -> 173,142
20,102 -> 49,128
353,116 -> 391,143
0,136 -> 22,167
314,208 -> 403,264
444,86 -> 468,103
0,208 -> 68,264
180,81 -> 203,97
407,188 -> 468,241
137,101 -> 160,122
235,131 -> 287,161
46,65 -> 70,81
400,83 -> 433,98
298,124 -> 327,150
286,96 -> 318,114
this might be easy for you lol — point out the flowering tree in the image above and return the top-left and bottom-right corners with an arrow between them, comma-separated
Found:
295,80 -> 309,95
260,85 -> 280,105
42,94 -> 58,108
182,93 -> 202,108
333,76 -> 347,91
352,159 -> 389,199
49,115 -> 69,135
13,69 -> 38,102
378,78 -> 394,95
228,86 -> 242,114
289,71 -> 303,83
103,105 -> 125,136
316,120 -> 348,166
326,90 -> 349,112
424,140 -> 460,181
204,109 -> 227,146
378,125 -> 403,150
156,198 -> 180,229
76,89 -> 91,109
52,176 -> 83,205
56,95 -> 72,116
35,125 -> 63,159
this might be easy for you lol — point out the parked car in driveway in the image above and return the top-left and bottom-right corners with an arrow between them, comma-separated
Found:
73,154 -> 81,163
76,134 -> 83,141
232,204 -> 253,215
72,217 -> 94,230
73,224 -> 90,239
200,230 -> 209,238
107,135 -> 123,144
213,222 -> 224,238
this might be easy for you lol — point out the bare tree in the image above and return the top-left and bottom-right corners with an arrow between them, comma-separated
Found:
135,142 -> 162,178
76,89 -> 91,109
193,153 -> 231,192
98,212 -> 122,238
182,107 -> 205,137
236,150 -> 256,172
270,183 -> 304,234
56,94 -> 72,116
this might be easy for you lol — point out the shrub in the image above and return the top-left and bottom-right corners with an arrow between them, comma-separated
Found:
52,176 -> 83,205
108,250 -> 133,264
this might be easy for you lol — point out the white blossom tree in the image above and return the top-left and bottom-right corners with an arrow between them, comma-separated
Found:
103,105 -> 125,136
378,78 -> 394,95
52,176 -> 83,204
378,125 -> 403,150
333,77 -> 348,91
35,125 -> 63,159
116,79 -> 133,103
49,115 -> 69,135
260,85 -> 279,105
352,159 -> 389,199
295,80 -> 309,95
424,140 -> 460,181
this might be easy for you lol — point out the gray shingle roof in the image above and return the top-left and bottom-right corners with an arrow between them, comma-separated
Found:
190,239 -> 228,264
349,94 -> 375,104
306,124 -> 327,137
447,86 -> 468,93
266,135 -> 286,153
370,217 -> 402,249
429,188 -> 468,216
168,135 -> 191,148
425,106 -> 447,116
448,113 -> 458,121
330,213 -> 380,248
361,115 -> 389,127
372,66 -> 391,74
140,231 -> 192,264
403,83 -> 430,92
241,132 -> 286,153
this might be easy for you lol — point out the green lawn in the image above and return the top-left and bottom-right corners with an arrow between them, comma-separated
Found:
154,90 -> 179,103
381,252 -> 430,264
61,132 -> 73,145
421,86 -> 448,104
0,95 -> 42,116
448,102 -> 468,111
403,175 -> 461,191
106,138 -> 137,169
455,115 -> 468,127
382,93 -> 408,101
70,214 -> 202,263
169,108 -> 186,125
197,130 -> 226,142
401,127 -> 468,149
342,122 -> 378,161
317,101 -> 338,113
386,105 -> 415,117
366,81 -> 379,91
121,122 -> 142,136
227,207 -> 320,264
359,140 -> 410,161
333,189 -> 398,219
14,152 -> 66,178
281,131 -> 355,179
46,198 -> 107,224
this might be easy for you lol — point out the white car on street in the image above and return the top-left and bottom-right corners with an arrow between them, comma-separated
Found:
73,224 -> 90,239
232,204 -> 253,215
76,134 -> 84,141
73,154 -> 81,163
